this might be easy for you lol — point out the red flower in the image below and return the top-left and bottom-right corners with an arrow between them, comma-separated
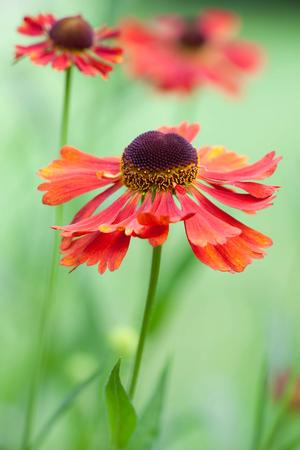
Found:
273,371 -> 300,410
121,9 -> 263,94
15,14 -> 123,77
38,123 -> 280,274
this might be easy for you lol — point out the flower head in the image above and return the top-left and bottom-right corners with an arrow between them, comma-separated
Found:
121,9 -> 263,94
15,13 -> 123,77
38,122 -> 280,274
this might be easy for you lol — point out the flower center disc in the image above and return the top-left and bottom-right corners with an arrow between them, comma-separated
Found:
49,16 -> 94,50
122,131 -> 198,192
179,21 -> 206,50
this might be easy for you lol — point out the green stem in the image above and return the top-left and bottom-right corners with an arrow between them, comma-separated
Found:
128,246 -> 162,399
250,359 -> 268,450
60,67 -> 72,147
20,68 -> 73,450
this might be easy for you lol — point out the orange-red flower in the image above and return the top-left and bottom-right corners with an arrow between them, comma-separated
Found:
38,123 -> 280,274
121,9 -> 263,94
15,14 -> 122,77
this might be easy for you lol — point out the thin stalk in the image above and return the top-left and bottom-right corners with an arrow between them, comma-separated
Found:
250,359 -> 268,450
31,365 -> 104,449
128,246 -> 162,399
20,68 -> 73,450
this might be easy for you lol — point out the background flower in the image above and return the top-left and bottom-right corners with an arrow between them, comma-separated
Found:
121,8 -> 263,94
15,13 -> 122,77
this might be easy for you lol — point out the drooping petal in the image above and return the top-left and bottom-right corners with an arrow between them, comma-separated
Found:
74,55 -> 100,76
52,52 -> 72,70
195,182 -> 276,212
15,41 -> 49,59
231,181 -> 279,198
86,55 -> 113,78
93,46 -> 123,63
186,190 -> 272,272
200,150 -> 281,182
56,190 -> 132,235
137,191 -> 184,226
158,122 -> 200,143
38,146 -> 121,205
60,230 -> 130,274
30,48 -> 56,66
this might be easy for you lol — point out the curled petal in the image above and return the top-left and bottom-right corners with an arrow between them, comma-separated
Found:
200,151 -> 281,182
158,122 -> 200,143
195,182 -> 276,212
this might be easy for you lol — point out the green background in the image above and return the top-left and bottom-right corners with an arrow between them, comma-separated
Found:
1,0 -> 300,449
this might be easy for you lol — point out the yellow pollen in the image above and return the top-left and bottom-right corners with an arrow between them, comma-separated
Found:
121,158 -> 199,193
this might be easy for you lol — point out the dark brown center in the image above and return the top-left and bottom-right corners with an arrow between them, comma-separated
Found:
49,16 -> 94,50
121,131 -> 198,192
179,20 -> 206,50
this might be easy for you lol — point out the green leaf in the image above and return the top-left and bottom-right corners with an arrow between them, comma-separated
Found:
105,360 -> 137,449
127,363 -> 170,450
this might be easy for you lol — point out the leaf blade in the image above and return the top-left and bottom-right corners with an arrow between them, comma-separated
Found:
105,360 -> 137,449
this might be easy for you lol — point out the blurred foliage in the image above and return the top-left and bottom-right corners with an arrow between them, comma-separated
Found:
1,0 -> 300,449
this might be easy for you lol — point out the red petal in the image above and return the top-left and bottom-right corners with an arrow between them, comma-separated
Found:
93,46 -> 123,63
224,41 -> 264,72
158,122 -> 200,143
60,230 -> 130,274
38,146 -> 121,205
17,14 -> 55,36
200,151 -> 281,182
52,53 -> 72,71
231,181 -> 279,199
195,182 -> 275,212
186,190 -> 272,272
15,41 -> 48,59
199,8 -> 240,40
198,146 -> 248,172
57,190 -> 132,236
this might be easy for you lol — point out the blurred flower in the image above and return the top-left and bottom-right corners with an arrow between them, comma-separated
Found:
120,9 -> 263,94
38,122 -> 280,273
273,371 -> 300,410
64,352 -> 98,382
108,326 -> 138,358
15,14 -> 122,77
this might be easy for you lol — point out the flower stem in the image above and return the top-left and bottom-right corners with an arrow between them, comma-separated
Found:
128,246 -> 162,400
60,67 -> 72,147
20,68 -> 73,450
250,358 -> 268,450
